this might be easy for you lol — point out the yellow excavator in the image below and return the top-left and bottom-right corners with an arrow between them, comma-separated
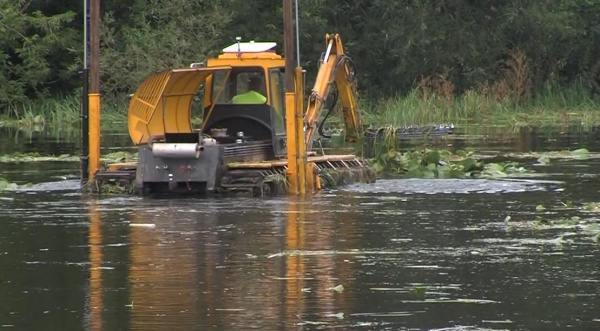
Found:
94,33 -> 375,195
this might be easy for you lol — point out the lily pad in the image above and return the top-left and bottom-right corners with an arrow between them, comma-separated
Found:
368,146 -> 531,179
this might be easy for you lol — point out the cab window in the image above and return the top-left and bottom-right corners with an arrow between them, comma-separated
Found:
211,69 -> 266,104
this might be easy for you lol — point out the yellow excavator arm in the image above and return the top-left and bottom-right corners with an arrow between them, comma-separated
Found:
304,34 -> 362,150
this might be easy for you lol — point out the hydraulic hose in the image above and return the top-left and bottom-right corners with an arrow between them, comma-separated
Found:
316,54 -> 357,139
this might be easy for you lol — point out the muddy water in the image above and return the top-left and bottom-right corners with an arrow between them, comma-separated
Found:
1,125 -> 600,330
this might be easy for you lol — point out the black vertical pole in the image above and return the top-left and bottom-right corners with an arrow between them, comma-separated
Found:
284,0 -> 295,92
81,68 -> 90,185
81,0 -> 90,186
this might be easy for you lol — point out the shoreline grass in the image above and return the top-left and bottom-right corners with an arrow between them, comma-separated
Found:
3,50 -> 599,131
360,83 -> 600,128
3,82 -> 600,133
0,95 -> 128,130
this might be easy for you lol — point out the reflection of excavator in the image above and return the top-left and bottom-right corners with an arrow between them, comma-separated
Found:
96,33 -> 375,195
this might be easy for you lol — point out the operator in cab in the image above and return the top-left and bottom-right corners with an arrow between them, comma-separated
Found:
232,76 -> 266,104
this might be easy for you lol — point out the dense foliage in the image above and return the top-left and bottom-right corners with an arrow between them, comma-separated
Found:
2,0 -> 600,108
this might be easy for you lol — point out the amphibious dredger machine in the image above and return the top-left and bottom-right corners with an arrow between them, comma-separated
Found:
95,34 -> 376,195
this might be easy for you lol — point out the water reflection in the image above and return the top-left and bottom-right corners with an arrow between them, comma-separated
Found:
0,173 -> 596,330
81,197 -> 363,330
87,201 -> 103,331
2,124 -> 600,330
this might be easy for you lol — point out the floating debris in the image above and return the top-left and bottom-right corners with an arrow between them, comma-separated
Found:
482,319 -> 513,324
330,284 -> 344,293
325,312 -> 345,319
297,321 -> 329,326
267,250 -> 405,258
402,298 -> 498,304
129,223 -> 156,229
214,308 -> 245,312
351,311 -> 415,317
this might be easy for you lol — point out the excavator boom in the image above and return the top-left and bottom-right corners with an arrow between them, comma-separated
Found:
304,34 -> 362,150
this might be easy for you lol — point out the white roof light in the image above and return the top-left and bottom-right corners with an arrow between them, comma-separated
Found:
222,41 -> 277,53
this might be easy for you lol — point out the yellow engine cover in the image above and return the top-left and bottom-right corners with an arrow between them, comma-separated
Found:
127,67 -> 230,145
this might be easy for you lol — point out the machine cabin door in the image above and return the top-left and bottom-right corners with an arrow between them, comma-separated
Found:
201,67 -> 287,158
202,68 -> 272,142
268,68 -> 287,157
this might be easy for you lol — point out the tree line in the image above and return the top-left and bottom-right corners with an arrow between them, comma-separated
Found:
2,0 -> 600,107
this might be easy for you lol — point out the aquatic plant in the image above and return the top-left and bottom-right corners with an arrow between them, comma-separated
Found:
83,177 -> 136,195
507,148 -> 592,163
503,201 -> 600,245
0,177 -> 18,191
368,146 -> 528,179
102,151 -> 138,163
0,151 -> 138,164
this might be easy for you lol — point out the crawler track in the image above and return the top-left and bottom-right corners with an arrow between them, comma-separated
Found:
94,155 -> 375,196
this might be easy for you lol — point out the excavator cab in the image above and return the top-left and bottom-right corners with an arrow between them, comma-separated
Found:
200,41 -> 288,159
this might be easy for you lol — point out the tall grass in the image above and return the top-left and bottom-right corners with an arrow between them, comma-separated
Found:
362,50 -> 600,128
362,84 -> 600,127
0,95 -> 128,129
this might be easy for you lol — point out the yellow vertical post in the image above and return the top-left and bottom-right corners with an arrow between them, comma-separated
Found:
285,92 -> 298,194
284,0 -> 298,194
306,162 -> 315,192
88,0 -> 101,181
89,93 -> 101,178
295,67 -> 306,194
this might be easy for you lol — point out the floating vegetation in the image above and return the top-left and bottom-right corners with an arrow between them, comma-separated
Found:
504,201 -> 600,244
86,178 -> 136,195
0,177 -> 18,191
368,147 -> 529,178
0,152 -> 79,163
0,177 -> 36,192
18,114 -> 45,127
507,148 -> 593,164
409,286 -> 428,298
0,151 -> 138,164
582,202 -> 600,212
102,151 -> 138,163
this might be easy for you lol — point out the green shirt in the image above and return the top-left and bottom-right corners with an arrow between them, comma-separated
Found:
232,90 -> 267,104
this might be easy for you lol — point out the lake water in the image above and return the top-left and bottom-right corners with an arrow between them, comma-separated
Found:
0,125 -> 599,330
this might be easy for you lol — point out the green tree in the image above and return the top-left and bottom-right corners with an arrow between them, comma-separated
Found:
0,0 -> 76,108
99,0 -> 234,98
3,0 -> 600,106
